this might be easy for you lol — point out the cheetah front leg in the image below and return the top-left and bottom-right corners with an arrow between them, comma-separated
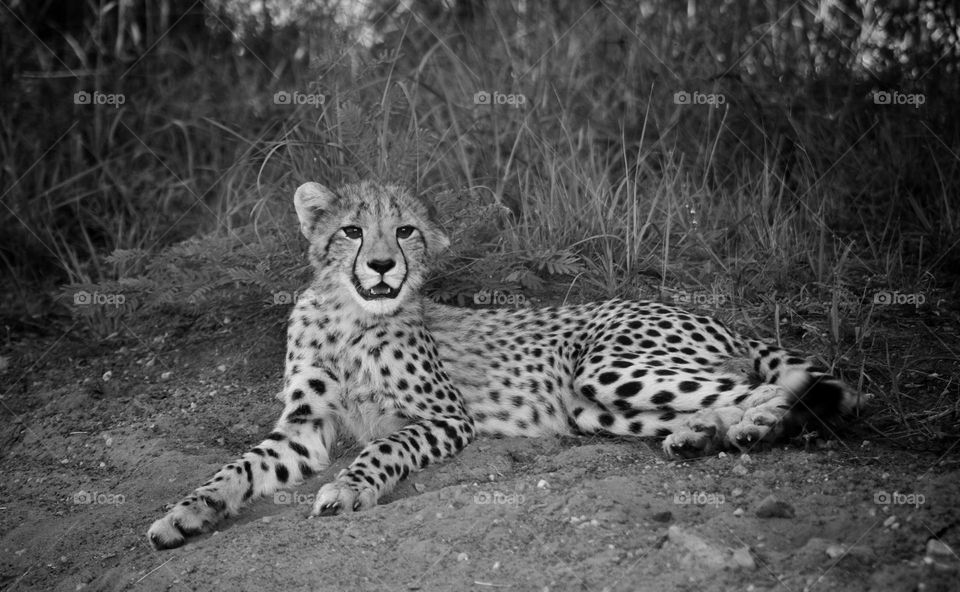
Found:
310,415 -> 475,516
147,377 -> 337,549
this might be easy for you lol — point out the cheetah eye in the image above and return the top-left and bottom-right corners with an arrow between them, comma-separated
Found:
396,226 -> 416,239
342,226 -> 362,239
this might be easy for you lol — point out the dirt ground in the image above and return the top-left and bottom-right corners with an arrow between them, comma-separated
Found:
1,305 -> 959,592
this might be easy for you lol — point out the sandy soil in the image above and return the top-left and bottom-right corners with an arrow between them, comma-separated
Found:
1,307 -> 958,592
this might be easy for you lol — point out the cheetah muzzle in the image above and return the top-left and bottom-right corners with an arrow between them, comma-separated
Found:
146,180 -> 861,550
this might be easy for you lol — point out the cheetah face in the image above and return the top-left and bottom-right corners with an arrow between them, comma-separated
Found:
294,181 -> 449,316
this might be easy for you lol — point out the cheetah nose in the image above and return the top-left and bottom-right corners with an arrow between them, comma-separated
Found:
367,259 -> 396,274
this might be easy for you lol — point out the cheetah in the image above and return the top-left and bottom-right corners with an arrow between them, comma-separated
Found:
147,181 -> 860,549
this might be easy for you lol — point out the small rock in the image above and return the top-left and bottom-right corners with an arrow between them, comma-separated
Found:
926,539 -> 954,557
731,463 -> 749,476
261,517 -> 271,524
217,365 -> 227,373
160,371 -> 173,381
826,544 -> 874,563
740,453 -> 753,463
492,561 -> 500,570
755,495 -> 795,518
537,479 -> 549,489
456,552 -> 468,562
668,526 -> 727,570
882,515 -> 898,528
651,511 -> 673,523
102,371 -> 113,382
413,483 -> 426,493
733,508 -> 744,517
730,488 -> 743,498
731,546 -> 756,569
825,544 -> 846,559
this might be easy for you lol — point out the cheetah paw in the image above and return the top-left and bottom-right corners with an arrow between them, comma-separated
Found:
726,394 -> 791,452
663,406 -> 745,459
147,494 -> 226,550
310,474 -> 377,517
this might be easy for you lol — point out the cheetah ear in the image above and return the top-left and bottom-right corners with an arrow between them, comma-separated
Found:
294,182 -> 339,238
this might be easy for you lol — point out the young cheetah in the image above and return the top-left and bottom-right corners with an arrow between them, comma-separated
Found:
147,181 -> 859,549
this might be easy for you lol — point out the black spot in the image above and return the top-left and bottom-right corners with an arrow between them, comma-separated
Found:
289,440 -> 310,457
581,384 -> 598,401
598,413 -> 615,427
597,372 -> 620,385
299,463 -> 314,478
678,381 -> 701,393
397,379 -> 409,390
291,389 -> 305,401
275,464 -> 289,483
701,394 -> 719,407
379,443 -> 393,455
615,381 -> 643,398
266,432 -> 286,441
289,404 -> 312,417
659,411 -> 676,421
628,421 -> 644,434
651,391 -> 675,405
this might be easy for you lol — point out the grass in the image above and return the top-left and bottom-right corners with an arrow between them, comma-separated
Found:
1,0 -> 958,450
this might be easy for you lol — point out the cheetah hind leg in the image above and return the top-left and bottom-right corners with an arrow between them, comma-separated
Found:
663,385 -> 792,458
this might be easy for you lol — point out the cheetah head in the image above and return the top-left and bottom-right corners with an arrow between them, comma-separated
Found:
294,181 -> 449,316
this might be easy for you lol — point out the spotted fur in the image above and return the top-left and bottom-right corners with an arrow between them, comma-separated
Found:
147,181 -> 860,549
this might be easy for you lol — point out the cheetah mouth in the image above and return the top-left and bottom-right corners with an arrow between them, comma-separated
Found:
352,279 -> 401,300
